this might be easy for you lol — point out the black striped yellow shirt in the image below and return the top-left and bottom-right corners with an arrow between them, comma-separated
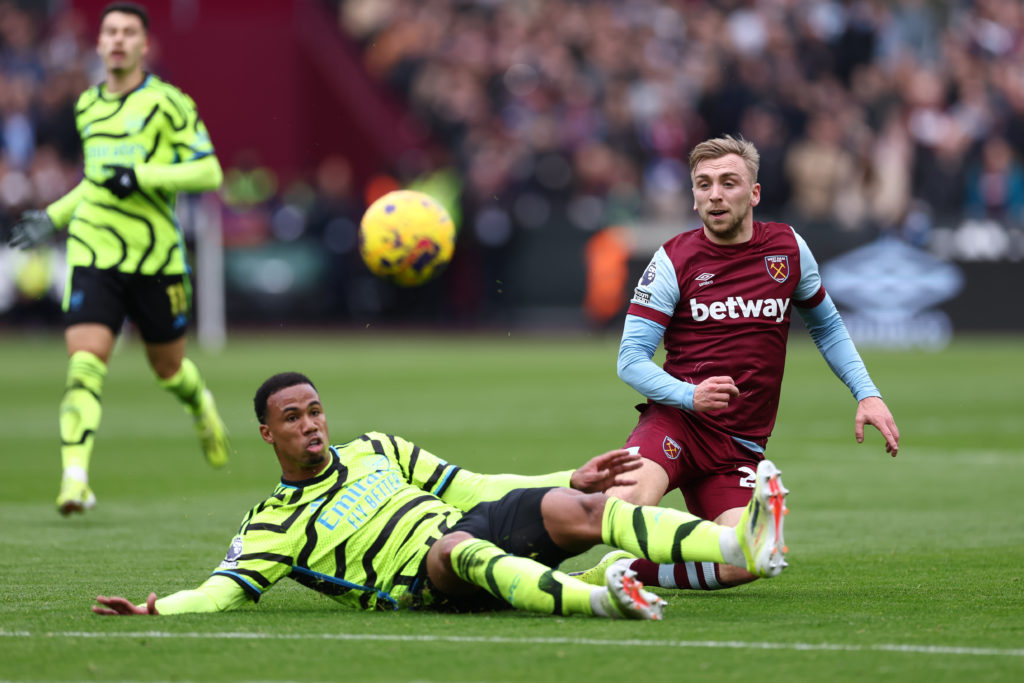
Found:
187,432 -> 572,612
66,73 -> 216,274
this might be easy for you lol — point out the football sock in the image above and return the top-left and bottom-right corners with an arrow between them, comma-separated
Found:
59,351 -> 107,475
601,497 -> 734,565
627,559 -> 726,590
449,538 -> 596,616
157,357 -> 204,413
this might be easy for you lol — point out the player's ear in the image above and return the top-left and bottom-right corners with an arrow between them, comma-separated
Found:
259,424 -> 274,445
750,182 -> 761,207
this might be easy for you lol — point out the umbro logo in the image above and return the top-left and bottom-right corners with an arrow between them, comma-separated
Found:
695,272 -> 715,287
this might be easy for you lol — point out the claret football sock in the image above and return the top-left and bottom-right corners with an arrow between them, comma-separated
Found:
570,550 -> 729,590
449,538 -> 596,616
628,559 -> 726,590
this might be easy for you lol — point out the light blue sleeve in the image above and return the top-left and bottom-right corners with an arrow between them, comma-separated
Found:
617,247 -> 695,410
791,230 -> 823,301
630,247 -> 680,316
617,316 -> 695,410
793,230 -> 880,401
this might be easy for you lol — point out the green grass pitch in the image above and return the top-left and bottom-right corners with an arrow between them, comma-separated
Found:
0,330 -> 1021,682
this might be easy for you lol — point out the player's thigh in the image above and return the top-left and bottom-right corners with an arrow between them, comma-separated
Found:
539,488 -> 606,553
125,273 -> 190,345
605,457 -> 670,505
65,323 -> 117,362
62,266 -> 127,354
615,403 -> 686,504
449,487 -> 571,565
681,464 -> 760,522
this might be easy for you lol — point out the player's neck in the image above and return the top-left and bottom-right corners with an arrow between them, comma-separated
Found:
703,221 -> 753,246
105,68 -> 145,96
278,454 -> 332,483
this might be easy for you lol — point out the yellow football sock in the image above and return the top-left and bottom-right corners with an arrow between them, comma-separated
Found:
449,538 -> 595,616
157,357 -> 204,414
59,351 -> 107,474
601,497 -> 726,564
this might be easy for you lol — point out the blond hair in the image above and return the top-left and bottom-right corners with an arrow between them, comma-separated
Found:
688,135 -> 760,184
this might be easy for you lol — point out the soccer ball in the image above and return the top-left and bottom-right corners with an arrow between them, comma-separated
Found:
358,190 -> 455,287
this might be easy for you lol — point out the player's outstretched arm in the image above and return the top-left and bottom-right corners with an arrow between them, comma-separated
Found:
569,449 -> 642,493
93,592 -> 159,616
93,577 -> 250,616
855,395 -> 900,457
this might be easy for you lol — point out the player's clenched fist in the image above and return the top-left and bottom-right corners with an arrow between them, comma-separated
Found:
692,376 -> 739,413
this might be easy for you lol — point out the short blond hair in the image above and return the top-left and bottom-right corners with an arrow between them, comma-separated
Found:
688,135 -> 760,184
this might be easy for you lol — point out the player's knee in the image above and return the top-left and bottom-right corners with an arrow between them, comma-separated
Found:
541,489 -> 608,549
575,492 -> 609,530
433,531 -> 473,567
148,355 -> 183,380
426,531 -> 475,594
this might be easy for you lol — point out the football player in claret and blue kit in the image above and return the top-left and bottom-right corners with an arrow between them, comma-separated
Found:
578,135 -> 899,593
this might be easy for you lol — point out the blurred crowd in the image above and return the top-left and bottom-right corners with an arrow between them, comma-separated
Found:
339,0 -> 1024,244
0,2 -> 92,226
3,0 -> 1024,324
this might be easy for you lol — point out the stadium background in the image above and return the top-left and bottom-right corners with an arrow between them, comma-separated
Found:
1,0 -> 1022,340
1,3 -> 1022,680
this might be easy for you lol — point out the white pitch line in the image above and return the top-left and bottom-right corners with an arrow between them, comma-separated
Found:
0,630 -> 1021,657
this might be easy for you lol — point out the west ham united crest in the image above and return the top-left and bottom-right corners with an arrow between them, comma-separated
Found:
662,435 -> 681,460
765,255 -> 789,283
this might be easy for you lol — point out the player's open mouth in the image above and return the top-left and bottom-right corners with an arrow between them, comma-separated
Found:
306,436 -> 324,451
709,209 -> 728,216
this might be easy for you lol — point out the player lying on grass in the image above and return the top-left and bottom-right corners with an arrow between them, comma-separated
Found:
93,372 -> 788,621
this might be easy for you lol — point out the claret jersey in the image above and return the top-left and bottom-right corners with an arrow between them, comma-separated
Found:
626,221 -> 826,442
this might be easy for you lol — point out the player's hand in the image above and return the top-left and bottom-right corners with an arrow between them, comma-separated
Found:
7,210 -> 57,250
570,448 -> 642,492
92,592 -> 159,616
692,376 -> 739,413
855,396 -> 899,457
101,165 -> 139,198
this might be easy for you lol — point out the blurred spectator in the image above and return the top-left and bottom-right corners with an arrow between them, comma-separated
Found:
964,136 -> 1024,227
0,1 -> 45,82
738,104 -> 789,220
220,149 -> 278,247
784,112 -> 860,230
0,73 -> 35,169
